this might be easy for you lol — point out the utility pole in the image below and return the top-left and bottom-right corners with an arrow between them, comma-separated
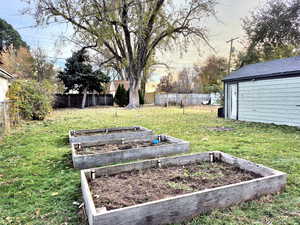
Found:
226,37 -> 239,74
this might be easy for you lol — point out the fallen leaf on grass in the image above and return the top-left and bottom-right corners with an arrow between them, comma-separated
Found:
51,192 -> 59,196
35,208 -> 40,216
201,137 -> 209,141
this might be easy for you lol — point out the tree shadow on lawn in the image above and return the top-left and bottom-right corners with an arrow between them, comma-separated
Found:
44,151 -> 89,224
46,151 -> 74,171
52,135 -> 70,148
230,120 -> 300,134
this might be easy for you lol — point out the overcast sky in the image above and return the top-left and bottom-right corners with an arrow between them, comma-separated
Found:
1,0 -> 264,80
153,0 -> 263,80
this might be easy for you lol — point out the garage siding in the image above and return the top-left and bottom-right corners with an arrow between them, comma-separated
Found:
238,77 -> 300,127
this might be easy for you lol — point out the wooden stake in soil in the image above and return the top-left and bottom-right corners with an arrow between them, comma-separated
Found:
209,152 -> 214,163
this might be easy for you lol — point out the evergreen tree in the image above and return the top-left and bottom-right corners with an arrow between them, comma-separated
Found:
139,90 -> 145,105
114,84 -> 129,107
58,49 -> 110,108
0,18 -> 28,52
0,18 -> 30,67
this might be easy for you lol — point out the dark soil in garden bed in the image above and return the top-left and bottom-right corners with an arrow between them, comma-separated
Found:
89,162 -> 261,210
75,140 -> 170,155
73,128 -> 141,137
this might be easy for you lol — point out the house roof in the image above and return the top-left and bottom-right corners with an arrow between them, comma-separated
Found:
145,82 -> 158,93
223,55 -> 300,82
0,67 -> 13,80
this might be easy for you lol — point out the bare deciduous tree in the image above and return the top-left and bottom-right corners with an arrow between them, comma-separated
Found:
194,55 -> 227,93
32,47 -> 56,82
25,0 -> 216,107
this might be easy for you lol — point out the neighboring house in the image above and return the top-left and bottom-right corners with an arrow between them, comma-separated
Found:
145,82 -> 158,93
0,68 -> 13,102
223,56 -> 300,127
108,80 -> 130,97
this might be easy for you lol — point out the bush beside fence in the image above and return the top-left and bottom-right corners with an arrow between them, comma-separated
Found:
54,94 -> 114,108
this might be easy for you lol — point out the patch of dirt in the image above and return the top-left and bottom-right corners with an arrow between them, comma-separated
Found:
73,128 -> 141,137
207,126 -> 235,132
89,162 -> 261,210
75,140 -> 170,155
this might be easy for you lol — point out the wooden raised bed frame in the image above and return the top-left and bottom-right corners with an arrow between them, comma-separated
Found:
72,135 -> 190,169
81,151 -> 287,225
69,126 -> 153,144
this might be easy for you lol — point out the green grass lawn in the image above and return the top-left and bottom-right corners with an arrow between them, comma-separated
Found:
1,106 -> 300,225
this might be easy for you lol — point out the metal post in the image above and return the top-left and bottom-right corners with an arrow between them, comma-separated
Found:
226,37 -> 239,74
3,101 -> 10,134
68,95 -> 71,107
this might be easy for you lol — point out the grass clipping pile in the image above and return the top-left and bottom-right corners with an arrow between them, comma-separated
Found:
75,140 -> 169,155
90,162 -> 261,210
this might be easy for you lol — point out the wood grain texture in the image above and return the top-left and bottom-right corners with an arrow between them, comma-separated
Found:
80,152 -> 287,225
72,135 -> 189,169
69,126 -> 153,144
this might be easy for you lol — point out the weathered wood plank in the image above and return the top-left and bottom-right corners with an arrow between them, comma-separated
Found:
81,152 -> 287,225
81,171 -> 97,225
88,152 -> 214,178
220,152 -> 281,176
69,126 -> 153,144
72,135 -> 190,169
79,136 -> 157,147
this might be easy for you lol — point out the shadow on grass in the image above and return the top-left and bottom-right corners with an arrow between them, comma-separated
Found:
44,151 -> 74,173
56,152 -> 74,170
53,135 -> 70,148
231,120 -> 300,134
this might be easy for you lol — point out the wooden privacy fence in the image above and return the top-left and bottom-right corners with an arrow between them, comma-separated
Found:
155,93 -> 215,106
54,94 -> 114,108
144,92 -> 156,104
0,101 -> 20,139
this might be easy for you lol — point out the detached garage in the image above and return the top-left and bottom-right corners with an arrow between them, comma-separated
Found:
224,56 -> 300,127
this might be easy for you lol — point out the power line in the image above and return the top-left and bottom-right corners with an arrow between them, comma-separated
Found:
16,21 -> 68,30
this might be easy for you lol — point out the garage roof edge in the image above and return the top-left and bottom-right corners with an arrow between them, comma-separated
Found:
223,55 -> 300,82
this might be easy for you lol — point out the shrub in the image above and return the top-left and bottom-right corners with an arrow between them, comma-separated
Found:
114,84 -> 145,107
7,79 -> 55,120
139,90 -> 144,105
114,84 -> 129,107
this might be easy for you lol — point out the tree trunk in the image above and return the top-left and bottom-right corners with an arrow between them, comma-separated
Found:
127,78 -> 140,108
81,87 -> 88,109
67,95 -> 71,107
141,70 -> 147,98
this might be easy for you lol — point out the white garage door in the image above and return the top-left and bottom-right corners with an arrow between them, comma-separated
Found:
239,76 -> 300,127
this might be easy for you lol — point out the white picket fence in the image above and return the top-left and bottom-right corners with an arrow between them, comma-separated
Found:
154,93 -> 221,106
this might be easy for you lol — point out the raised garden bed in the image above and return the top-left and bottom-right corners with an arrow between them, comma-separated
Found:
81,151 -> 287,225
69,126 -> 153,144
72,135 -> 189,169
